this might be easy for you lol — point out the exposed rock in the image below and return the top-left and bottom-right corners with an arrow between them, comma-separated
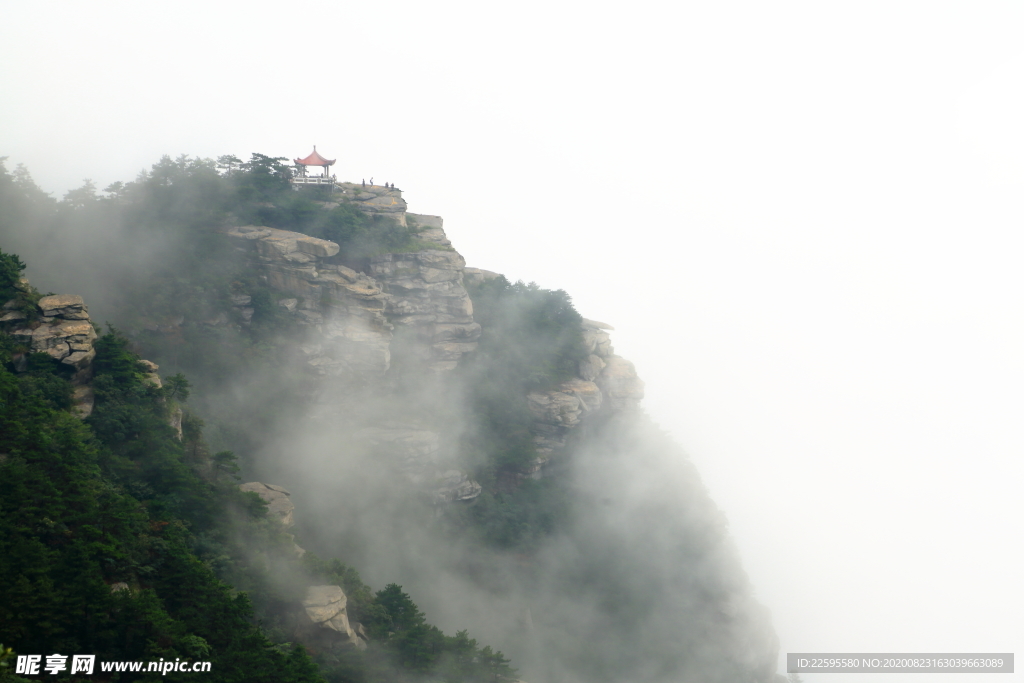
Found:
408,214 -> 451,246
334,183 -> 408,215
38,294 -> 89,319
169,406 -> 183,440
4,289 -> 99,390
11,319 -> 97,362
227,226 -> 393,378
463,267 -> 501,285
406,213 -> 443,229
109,582 -> 130,594
139,359 -> 162,388
596,356 -> 645,411
581,319 -> 614,358
0,310 -> 27,323
523,320 -> 643,474
370,234 -> 480,371
239,482 -> 296,528
230,294 -> 252,306
334,265 -> 360,282
578,353 -> 606,381
303,585 -> 366,650
303,585 -> 347,623
434,470 -> 483,502
72,385 -> 94,418
528,377 -> 605,459
228,225 -> 341,259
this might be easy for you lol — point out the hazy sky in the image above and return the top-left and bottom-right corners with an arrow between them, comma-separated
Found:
2,2 -> 1022,680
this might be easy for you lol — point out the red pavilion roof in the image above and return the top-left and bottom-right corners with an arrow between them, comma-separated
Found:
293,147 -> 335,166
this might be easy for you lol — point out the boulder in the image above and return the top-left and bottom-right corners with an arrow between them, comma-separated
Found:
303,585 -> 347,624
303,585 -> 366,650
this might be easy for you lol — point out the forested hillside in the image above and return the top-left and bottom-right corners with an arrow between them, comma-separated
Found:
1,155 -> 781,683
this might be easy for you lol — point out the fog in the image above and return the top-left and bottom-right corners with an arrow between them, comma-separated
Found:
2,1 -> 1023,681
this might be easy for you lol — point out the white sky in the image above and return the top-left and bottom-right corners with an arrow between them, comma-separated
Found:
2,2 -> 1022,680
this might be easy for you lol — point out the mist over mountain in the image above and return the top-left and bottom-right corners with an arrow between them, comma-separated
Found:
1,154 -> 781,682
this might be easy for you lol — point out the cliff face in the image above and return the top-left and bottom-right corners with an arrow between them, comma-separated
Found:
225,202 -> 645,484
226,225 -> 394,378
369,215 -> 480,373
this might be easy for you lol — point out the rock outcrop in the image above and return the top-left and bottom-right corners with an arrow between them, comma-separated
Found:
239,482 -> 296,528
336,182 -> 408,217
239,482 -> 305,556
227,214 -> 480,376
227,225 -> 394,378
9,295 -> 97,376
3,290 -> 99,417
462,267 -> 501,286
303,585 -> 366,650
225,197 -> 642,482
519,318 -> 645,474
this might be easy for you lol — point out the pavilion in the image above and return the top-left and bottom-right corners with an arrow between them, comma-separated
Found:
292,147 -> 336,185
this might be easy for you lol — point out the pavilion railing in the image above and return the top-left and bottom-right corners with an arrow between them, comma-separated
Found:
291,176 -> 337,185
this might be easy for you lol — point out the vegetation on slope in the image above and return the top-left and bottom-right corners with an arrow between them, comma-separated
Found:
2,156 -> 591,551
0,249 -> 514,682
